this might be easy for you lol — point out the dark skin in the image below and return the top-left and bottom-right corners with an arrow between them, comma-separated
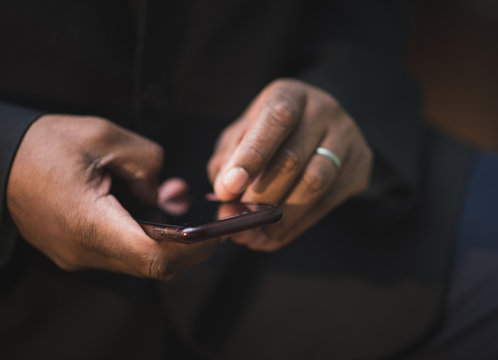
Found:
6,114 -> 220,280
6,79 -> 372,277
209,79 -> 373,251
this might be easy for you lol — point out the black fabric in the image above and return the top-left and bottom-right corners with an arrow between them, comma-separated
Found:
0,103 -> 44,266
0,241 -> 170,360
0,0 -> 464,359
159,128 -> 474,360
299,1 -> 420,185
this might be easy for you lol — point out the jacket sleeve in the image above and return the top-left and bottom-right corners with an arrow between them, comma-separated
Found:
297,0 -> 421,213
0,102 -> 44,267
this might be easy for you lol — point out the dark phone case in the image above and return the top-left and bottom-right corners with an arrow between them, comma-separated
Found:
138,204 -> 282,243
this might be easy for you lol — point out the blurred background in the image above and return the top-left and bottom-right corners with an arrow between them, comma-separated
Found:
407,0 -> 498,150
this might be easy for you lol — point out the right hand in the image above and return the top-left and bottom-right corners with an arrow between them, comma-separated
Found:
6,114 -> 220,280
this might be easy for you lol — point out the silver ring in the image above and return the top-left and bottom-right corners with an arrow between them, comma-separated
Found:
315,147 -> 341,170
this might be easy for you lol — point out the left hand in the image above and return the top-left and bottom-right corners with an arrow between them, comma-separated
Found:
207,79 -> 373,251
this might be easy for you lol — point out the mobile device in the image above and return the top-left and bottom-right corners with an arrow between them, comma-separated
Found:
128,196 -> 282,243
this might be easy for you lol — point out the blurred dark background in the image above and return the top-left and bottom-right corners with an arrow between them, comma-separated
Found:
407,0 -> 498,150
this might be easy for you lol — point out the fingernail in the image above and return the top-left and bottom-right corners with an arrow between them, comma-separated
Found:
223,167 -> 249,194
205,193 -> 219,201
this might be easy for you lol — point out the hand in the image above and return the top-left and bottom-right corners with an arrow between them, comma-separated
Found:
7,115 -> 220,279
208,79 -> 372,251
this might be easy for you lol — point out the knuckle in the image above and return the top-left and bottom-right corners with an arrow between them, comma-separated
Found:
324,93 -> 340,111
246,142 -> 267,164
147,253 -> 174,281
80,116 -> 114,142
265,96 -> 298,129
302,167 -> 331,194
272,148 -> 301,174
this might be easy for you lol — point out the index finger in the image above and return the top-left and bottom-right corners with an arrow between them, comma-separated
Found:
214,82 -> 306,201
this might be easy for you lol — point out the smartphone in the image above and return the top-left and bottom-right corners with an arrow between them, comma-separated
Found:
128,196 -> 282,243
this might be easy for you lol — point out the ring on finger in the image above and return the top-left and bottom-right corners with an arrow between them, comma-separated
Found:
315,147 -> 341,170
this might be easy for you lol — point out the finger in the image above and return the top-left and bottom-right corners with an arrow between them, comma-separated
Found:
282,139 -> 345,206
205,193 -> 219,201
241,131 -> 347,251
87,194 -> 220,279
245,230 -> 271,250
229,228 -> 261,246
157,178 -> 190,215
103,126 -> 164,203
158,177 -> 189,203
252,140 -> 371,252
158,200 -> 190,216
244,190 -> 344,253
207,119 -> 248,184
240,181 -> 344,253
153,237 -> 221,280
272,180 -> 355,250
214,84 -> 307,200
239,111 -> 325,204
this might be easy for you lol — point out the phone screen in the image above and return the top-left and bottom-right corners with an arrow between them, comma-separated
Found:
127,196 -> 281,243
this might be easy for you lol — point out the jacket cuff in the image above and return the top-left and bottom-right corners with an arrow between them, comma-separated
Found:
0,102 -> 45,267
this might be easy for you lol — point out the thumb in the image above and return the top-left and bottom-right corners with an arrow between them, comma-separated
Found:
101,126 -> 164,204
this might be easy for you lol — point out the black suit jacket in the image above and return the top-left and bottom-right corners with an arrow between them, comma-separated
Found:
0,1 -> 473,359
